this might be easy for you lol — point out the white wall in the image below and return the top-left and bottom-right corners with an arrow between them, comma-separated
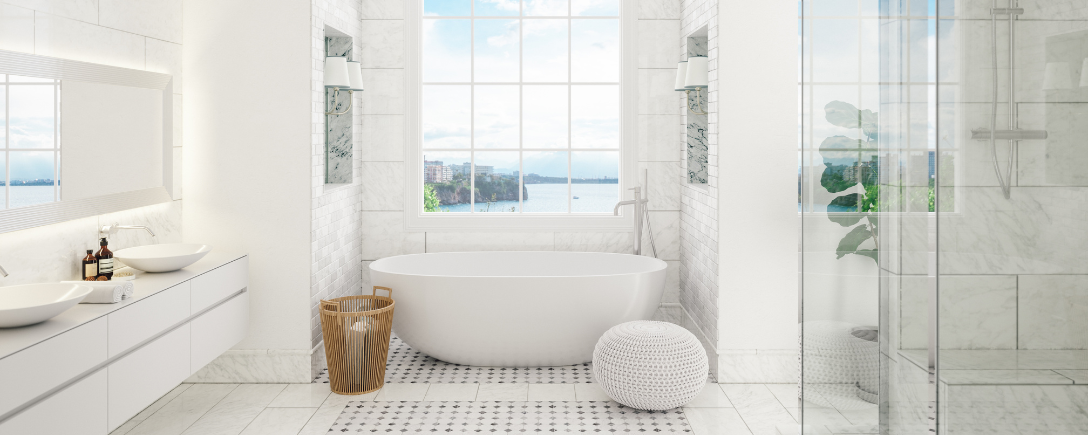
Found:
0,0 -> 183,286
184,0 -> 315,382
715,0 -> 798,383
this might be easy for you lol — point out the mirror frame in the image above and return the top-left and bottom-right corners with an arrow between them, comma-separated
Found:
0,49 -> 174,234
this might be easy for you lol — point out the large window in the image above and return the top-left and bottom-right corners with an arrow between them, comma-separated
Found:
1,74 -> 60,209
798,1 -> 944,214
421,0 -> 621,214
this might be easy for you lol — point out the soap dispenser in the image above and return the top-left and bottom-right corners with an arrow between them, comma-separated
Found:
95,238 -> 114,280
81,249 -> 98,281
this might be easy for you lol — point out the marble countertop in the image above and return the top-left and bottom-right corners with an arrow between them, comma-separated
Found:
0,251 -> 247,361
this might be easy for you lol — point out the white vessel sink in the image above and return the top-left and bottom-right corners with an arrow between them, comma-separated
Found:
0,283 -> 93,328
115,244 -> 212,273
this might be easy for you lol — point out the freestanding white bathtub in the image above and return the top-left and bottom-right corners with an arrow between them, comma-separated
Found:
370,252 -> 666,367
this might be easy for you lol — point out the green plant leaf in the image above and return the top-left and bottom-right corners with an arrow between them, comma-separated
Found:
825,101 -> 861,129
828,213 -> 865,226
836,225 -> 874,259
854,249 -> 878,261
830,193 -> 860,208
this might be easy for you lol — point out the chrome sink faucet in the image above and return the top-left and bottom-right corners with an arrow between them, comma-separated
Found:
614,186 -> 650,256
100,223 -> 156,238
0,263 -> 8,277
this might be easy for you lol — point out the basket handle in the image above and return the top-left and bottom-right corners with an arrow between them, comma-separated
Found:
320,300 -> 343,326
372,286 -> 393,298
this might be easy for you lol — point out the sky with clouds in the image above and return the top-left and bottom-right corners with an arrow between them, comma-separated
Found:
421,0 -> 621,180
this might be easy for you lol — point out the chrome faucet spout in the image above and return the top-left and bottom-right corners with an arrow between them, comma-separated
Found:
100,224 -> 156,238
613,200 -> 635,216
0,264 -> 7,277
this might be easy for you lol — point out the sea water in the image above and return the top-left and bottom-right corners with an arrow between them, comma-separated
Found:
4,186 -> 55,209
436,183 -> 619,213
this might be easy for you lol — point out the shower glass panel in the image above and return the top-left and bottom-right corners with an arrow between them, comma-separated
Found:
802,0 -> 1088,434
935,0 -> 1088,433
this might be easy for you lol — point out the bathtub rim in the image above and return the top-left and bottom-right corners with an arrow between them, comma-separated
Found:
369,251 -> 668,279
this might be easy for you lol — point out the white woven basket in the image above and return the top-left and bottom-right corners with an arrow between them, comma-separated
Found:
592,321 -> 708,410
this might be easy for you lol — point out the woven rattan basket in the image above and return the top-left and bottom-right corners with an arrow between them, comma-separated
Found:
319,286 -> 395,395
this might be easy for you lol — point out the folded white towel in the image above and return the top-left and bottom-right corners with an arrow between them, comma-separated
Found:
62,281 -> 136,304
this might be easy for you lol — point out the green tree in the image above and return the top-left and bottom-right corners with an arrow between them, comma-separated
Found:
820,101 -> 879,264
424,184 -> 441,213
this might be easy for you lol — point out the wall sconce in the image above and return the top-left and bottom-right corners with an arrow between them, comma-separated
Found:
1043,61 -> 1072,90
1080,58 -> 1088,87
676,56 -> 708,115
325,57 -> 365,116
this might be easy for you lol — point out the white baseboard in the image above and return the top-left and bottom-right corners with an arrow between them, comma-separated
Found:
186,349 -> 313,383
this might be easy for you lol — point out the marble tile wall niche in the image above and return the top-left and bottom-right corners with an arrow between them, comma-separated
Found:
685,34 -> 709,185
325,33 -> 354,185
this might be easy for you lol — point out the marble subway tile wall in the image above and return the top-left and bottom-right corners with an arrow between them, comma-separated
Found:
0,0 -> 184,284
914,1 -> 1088,353
677,0 -> 721,378
309,0 -> 365,377
356,0 -> 684,306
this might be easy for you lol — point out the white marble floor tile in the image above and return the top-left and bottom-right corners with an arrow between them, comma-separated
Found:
180,384 -> 287,435
683,407 -> 753,435
127,384 -> 238,435
110,384 -> 193,435
424,383 -> 479,401
237,407 -> 316,435
267,383 -> 331,408
785,407 -> 851,426
940,369 -> 1074,385
763,384 -> 800,408
297,403 -> 347,435
1055,370 -> 1088,384
374,383 -> 430,401
527,383 -> 576,401
574,383 -> 613,401
476,383 -> 529,401
684,383 -> 732,408
321,388 -> 380,407
721,384 -> 797,435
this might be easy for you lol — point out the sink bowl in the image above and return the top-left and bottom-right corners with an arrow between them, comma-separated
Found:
115,244 -> 212,273
0,283 -> 93,328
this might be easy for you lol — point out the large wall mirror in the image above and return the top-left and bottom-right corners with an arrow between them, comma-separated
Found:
0,50 -> 174,234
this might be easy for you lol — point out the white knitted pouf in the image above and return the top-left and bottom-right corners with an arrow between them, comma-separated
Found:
592,321 -> 708,410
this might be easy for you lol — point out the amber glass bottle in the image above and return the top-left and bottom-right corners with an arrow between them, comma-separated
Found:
81,249 -> 98,280
95,238 -> 114,279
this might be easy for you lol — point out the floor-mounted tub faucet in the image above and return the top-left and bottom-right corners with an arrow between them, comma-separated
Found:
614,186 -> 650,256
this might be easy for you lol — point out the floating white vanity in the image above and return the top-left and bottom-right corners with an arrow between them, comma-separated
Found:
0,252 -> 249,434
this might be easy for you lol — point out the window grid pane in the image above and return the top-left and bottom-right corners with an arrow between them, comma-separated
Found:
421,6 -> 619,214
1,78 -> 60,209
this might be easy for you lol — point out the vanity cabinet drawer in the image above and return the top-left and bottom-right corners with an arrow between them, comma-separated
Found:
108,323 -> 190,432
191,290 -> 249,373
108,281 -> 191,358
0,368 -> 107,435
0,317 -> 107,418
191,257 -> 247,313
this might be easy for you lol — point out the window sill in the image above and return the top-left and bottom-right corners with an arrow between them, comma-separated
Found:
405,212 -> 634,232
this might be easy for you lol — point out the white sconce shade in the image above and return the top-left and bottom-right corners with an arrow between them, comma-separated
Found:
674,61 -> 689,91
346,61 -> 365,91
324,56 -> 350,88
1043,62 -> 1072,90
1080,58 -> 1088,87
684,56 -> 708,89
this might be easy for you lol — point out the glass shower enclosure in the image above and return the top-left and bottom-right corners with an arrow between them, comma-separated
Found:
800,0 -> 1088,433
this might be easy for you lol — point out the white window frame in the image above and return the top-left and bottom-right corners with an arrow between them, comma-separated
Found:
404,0 -> 638,232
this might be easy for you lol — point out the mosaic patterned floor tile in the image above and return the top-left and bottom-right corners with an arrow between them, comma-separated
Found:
314,335 -> 595,384
329,401 -> 692,433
